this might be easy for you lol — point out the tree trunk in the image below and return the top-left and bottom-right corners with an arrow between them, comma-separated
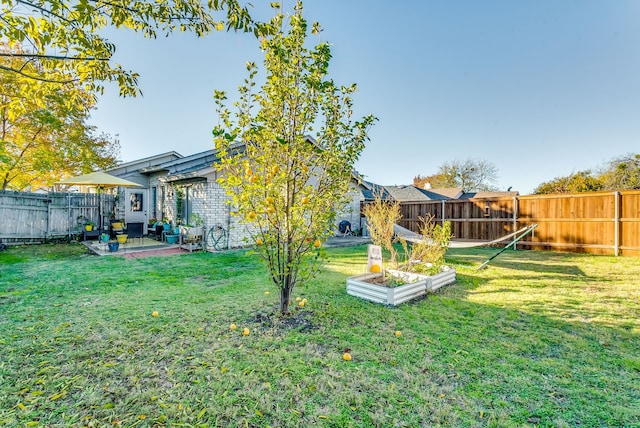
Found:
279,281 -> 292,315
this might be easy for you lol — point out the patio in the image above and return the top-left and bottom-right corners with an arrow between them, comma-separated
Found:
82,237 -> 183,257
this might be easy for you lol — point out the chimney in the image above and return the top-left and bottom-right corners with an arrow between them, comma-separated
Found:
424,182 -> 432,190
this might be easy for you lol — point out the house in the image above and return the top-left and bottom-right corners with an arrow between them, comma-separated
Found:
106,144 -> 370,247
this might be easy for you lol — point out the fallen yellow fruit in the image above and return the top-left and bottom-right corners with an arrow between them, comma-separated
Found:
295,297 -> 302,302
230,323 -> 237,331
264,291 -> 270,295
298,301 -> 305,308
343,352 -> 352,361
151,311 -> 159,317
370,264 -> 381,273
243,327 -> 250,336
395,331 -> 402,337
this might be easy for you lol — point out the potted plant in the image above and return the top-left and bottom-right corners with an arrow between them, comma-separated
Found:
346,194 -> 456,306
99,233 -> 110,243
84,221 -> 94,231
162,217 -> 171,231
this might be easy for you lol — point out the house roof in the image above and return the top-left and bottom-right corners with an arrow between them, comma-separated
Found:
107,151 -> 183,176
424,187 -> 464,199
360,180 -> 390,201
384,185 -> 432,202
460,191 -> 520,199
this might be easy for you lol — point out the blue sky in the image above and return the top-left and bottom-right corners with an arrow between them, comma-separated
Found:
89,1 -> 640,194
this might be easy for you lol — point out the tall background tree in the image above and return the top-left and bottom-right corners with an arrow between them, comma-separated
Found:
214,2 -> 376,315
0,0 -> 254,97
414,158 -> 499,191
1,45 -> 120,190
534,152 -> 640,194
533,170 -> 603,194
599,153 -> 640,190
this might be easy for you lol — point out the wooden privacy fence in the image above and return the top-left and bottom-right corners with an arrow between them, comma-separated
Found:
0,191 -> 115,244
398,190 -> 640,257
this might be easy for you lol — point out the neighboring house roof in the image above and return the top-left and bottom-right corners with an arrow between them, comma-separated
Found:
384,185 -> 432,202
415,188 -> 454,201
460,191 -> 520,199
423,187 -> 464,199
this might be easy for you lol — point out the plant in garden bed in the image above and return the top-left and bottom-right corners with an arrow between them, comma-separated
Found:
361,192 -> 454,285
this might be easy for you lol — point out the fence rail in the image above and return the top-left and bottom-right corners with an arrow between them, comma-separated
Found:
398,190 -> 640,257
0,191 -> 115,244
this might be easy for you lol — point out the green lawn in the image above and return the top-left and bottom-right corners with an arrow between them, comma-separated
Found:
1,243 -> 639,427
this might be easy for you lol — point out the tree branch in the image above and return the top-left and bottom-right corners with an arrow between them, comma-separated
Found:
15,0 -> 71,23
0,53 -> 109,61
0,64 -> 77,84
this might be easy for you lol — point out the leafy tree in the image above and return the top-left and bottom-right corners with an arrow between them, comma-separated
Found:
413,174 -> 446,189
599,153 -> 640,190
0,0 -> 254,96
418,158 -> 499,191
213,2 -> 376,315
533,170 -> 603,194
1,46 -> 119,190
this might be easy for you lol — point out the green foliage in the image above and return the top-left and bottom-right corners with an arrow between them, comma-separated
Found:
534,170 -> 603,194
534,153 -> 640,194
401,216 -> 452,273
0,44 -> 120,190
214,2 -> 376,314
0,0 -> 255,96
1,244 -> 639,426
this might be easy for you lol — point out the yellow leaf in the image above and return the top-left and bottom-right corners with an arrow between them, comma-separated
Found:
50,391 -> 66,401
197,408 -> 206,419
255,409 -> 263,417
17,402 -> 26,410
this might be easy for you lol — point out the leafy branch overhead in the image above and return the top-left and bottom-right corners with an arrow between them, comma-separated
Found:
0,0 -> 255,96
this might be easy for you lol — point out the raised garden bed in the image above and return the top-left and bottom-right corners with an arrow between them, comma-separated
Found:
346,268 -> 456,306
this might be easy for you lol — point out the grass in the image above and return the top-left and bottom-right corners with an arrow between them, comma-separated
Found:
1,243 -> 639,427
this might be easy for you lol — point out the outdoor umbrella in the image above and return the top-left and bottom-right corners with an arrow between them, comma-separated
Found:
55,171 -> 142,229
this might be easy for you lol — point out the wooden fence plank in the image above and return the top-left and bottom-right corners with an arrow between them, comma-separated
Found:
398,190 -> 640,256
0,191 -> 115,243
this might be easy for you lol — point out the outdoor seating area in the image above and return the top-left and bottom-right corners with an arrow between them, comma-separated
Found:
84,236 -> 176,257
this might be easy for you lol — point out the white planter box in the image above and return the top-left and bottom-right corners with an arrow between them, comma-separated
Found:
346,268 -> 456,306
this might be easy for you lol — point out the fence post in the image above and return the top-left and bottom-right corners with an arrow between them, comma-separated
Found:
513,196 -> 518,250
614,191 -> 620,256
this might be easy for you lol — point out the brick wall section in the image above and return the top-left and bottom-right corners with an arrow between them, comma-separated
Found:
333,182 -> 363,234
201,181 -> 252,249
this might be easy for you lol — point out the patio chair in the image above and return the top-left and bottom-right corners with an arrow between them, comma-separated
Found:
126,222 -> 144,245
110,221 -> 125,239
